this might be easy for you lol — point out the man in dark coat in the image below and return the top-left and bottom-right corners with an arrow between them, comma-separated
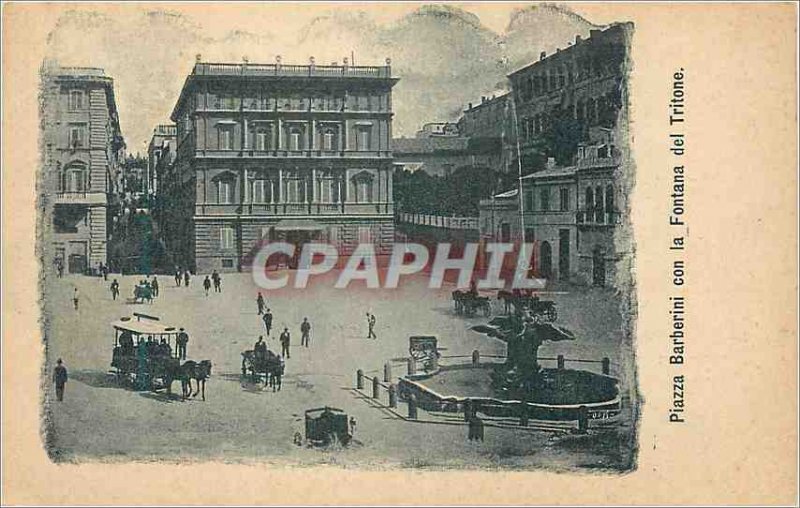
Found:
262,309 -> 273,336
183,270 -> 190,287
300,317 -> 311,348
279,327 -> 291,359
203,275 -> 211,296
256,292 -> 265,315
212,270 -> 221,293
110,279 -> 120,300
176,328 -> 189,360
151,276 -> 159,297
53,358 -> 68,402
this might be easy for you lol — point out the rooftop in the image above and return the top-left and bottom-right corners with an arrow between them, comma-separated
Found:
192,61 -> 393,79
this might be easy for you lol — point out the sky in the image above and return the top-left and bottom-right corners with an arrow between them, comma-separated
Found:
43,3 -> 603,154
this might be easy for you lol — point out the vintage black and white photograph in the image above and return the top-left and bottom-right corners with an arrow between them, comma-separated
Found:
36,2 -> 638,471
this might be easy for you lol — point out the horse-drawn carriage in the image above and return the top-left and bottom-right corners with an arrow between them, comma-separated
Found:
497,290 -> 558,321
452,290 -> 492,317
110,313 -> 211,399
241,347 -> 284,387
304,407 -> 352,446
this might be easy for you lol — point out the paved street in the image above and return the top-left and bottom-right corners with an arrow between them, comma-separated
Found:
43,269 -> 634,469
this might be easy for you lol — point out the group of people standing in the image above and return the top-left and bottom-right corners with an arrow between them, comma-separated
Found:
175,266 -> 191,288
203,270 -> 223,296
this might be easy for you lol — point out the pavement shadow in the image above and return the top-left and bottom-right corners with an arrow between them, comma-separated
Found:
217,372 -> 273,394
138,391 -> 184,404
71,369 -> 134,391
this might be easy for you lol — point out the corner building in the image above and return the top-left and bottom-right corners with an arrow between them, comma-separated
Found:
40,65 -> 125,274
166,59 -> 398,272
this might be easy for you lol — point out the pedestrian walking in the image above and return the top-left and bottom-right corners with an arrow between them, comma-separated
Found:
175,266 -> 182,287
256,292 -> 265,315
176,328 -> 189,360
53,358 -> 68,401
56,258 -> 64,278
468,415 -> 485,442
151,276 -> 159,297
203,275 -> 211,296
367,312 -> 377,339
183,270 -> 191,287
300,317 -> 311,348
212,270 -> 221,293
262,309 -> 273,336
110,279 -> 120,300
72,287 -> 80,311
101,263 -> 108,281
280,327 -> 291,359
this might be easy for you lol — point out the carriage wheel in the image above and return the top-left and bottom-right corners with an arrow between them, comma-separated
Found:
548,308 -> 558,321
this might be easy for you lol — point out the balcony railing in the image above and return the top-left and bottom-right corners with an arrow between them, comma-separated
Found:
197,202 -> 393,216
193,62 -> 392,79
198,149 -> 392,159
576,210 -> 621,226
397,212 -> 479,230
575,153 -> 622,169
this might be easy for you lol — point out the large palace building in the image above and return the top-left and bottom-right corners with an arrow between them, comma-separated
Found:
163,57 -> 398,273
40,64 -> 125,275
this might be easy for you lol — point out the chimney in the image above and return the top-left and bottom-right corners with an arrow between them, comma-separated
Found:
575,35 -> 582,44
481,96 -> 486,103
539,51 -> 546,61
590,29 -> 601,39
468,102 -> 473,109
556,47 -> 561,53
195,53 -> 202,63
546,157 -> 556,169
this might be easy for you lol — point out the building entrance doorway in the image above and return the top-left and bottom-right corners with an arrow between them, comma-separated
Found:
592,246 -> 606,287
539,241 -> 552,279
558,229 -> 570,280
68,241 -> 88,274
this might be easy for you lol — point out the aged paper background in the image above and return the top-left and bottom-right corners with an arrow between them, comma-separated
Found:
2,2 -> 797,505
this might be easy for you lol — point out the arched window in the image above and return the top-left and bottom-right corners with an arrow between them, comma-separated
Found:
317,170 -> 340,204
322,127 -> 336,151
284,170 -> 307,203
254,126 -> 271,151
585,187 -> 594,211
605,184 -> 614,212
63,163 -> 87,193
351,172 -> 374,203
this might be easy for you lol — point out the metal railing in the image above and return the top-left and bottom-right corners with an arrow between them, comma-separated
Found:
194,62 -> 392,79
397,212 -> 479,230
576,210 -> 621,226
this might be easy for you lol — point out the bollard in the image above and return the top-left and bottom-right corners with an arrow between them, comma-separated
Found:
407,393 -> 418,420
407,357 -> 416,376
372,376 -> 380,399
463,399 -> 472,422
472,350 -> 480,366
577,405 -> 589,433
388,384 -> 397,408
384,362 -> 392,383
356,369 -> 364,390
557,354 -> 565,370
602,357 -> 610,375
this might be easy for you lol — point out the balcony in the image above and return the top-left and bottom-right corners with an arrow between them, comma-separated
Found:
576,209 -> 621,226
197,149 -> 392,159
52,191 -> 107,205
193,62 -> 393,79
575,153 -> 622,169
196,202 -> 393,217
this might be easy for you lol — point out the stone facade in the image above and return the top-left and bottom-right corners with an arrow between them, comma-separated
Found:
479,138 -> 624,287
162,59 -> 398,273
40,64 -> 125,274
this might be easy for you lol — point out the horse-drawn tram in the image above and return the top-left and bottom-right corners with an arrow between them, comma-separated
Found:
110,313 -> 180,391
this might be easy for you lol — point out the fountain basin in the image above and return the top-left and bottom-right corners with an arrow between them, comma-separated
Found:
398,363 -> 621,421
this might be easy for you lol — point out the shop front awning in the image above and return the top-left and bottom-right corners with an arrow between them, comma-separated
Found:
273,219 -> 326,232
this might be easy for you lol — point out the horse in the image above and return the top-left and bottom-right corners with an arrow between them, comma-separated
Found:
181,360 -> 212,400
164,360 -> 212,400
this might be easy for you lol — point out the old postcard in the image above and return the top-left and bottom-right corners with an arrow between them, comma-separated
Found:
2,2 -> 797,505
